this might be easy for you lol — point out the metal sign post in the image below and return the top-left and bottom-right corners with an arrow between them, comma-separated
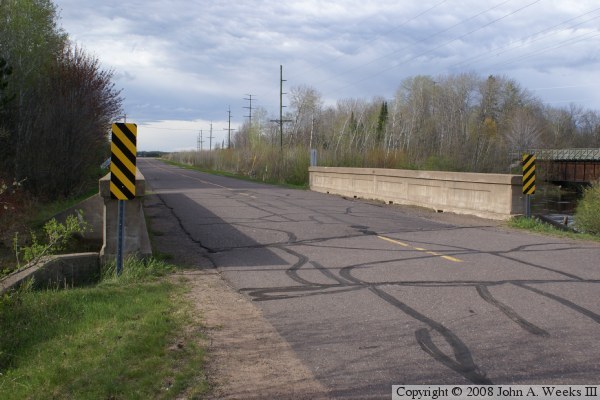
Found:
116,200 -> 125,275
522,153 -> 536,218
310,149 -> 317,167
110,122 -> 137,276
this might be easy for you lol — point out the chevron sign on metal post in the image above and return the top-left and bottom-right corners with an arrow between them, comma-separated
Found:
110,122 -> 137,276
522,153 -> 536,218
110,123 -> 137,200
522,153 -> 536,195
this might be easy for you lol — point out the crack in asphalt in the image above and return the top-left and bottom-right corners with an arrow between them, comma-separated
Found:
142,159 -> 600,386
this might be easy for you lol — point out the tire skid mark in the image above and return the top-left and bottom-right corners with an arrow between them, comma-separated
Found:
245,285 -> 363,302
415,328 -> 492,384
145,159 -> 599,385
310,261 -> 354,285
280,246 -> 316,286
340,262 -> 492,384
476,285 -> 550,337
514,282 -> 600,324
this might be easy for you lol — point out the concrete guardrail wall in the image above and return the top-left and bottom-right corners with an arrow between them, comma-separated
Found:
309,167 -> 525,220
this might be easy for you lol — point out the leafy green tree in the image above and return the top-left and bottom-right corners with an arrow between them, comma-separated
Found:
0,57 -> 14,148
20,45 -> 121,197
0,57 -> 13,110
0,0 -> 65,178
375,101 -> 388,144
0,0 -> 122,199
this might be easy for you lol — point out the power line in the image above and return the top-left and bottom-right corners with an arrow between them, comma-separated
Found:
287,0 -> 450,83
138,126 -> 201,132
489,31 -> 600,71
308,0 -> 513,89
332,0 -> 544,94
449,7 -> 600,72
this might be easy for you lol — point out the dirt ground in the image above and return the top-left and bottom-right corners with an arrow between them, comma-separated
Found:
179,269 -> 331,399
144,193 -> 331,399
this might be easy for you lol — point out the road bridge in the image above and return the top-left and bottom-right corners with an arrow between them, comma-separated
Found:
139,158 -> 600,396
522,148 -> 600,184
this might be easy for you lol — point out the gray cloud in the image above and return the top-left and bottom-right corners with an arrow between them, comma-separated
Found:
54,0 -> 600,150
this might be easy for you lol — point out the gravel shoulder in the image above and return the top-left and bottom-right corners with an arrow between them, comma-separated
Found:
144,193 -> 330,399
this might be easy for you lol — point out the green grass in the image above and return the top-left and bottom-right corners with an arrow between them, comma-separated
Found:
507,216 -> 600,242
30,178 -> 102,228
31,192 -> 97,227
0,258 -> 208,399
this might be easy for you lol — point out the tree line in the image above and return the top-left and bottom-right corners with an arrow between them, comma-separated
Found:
171,72 -> 599,186
0,0 -> 122,200
221,73 -> 600,176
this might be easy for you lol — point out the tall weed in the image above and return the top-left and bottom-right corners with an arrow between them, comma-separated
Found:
165,144 -> 413,186
574,181 -> 600,235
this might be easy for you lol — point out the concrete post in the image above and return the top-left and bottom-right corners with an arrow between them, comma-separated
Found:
99,169 -> 152,264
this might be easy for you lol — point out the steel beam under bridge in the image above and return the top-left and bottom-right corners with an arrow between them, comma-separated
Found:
514,148 -> 600,184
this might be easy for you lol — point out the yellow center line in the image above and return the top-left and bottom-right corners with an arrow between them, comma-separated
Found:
441,255 -> 463,263
377,235 -> 409,247
377,235 -> 463,263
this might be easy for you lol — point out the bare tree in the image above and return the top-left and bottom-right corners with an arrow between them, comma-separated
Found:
506,107 -> 543,152
288,85 -> 322,148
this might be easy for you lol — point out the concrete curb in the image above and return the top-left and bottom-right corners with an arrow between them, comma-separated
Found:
0,253 -> 100,295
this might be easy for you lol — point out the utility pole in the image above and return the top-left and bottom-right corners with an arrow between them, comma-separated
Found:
209,122 -> 214,151
224,106 -> 236,149
197,130 -> 204,152
244,94 -> 254,127
270,65 -> 292,150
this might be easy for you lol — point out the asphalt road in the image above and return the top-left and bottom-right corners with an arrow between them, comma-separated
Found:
139,158 -> 600,398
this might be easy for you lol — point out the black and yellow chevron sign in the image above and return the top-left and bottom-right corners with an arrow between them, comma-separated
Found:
522,153 -> 536,195
110,123 -> 137,200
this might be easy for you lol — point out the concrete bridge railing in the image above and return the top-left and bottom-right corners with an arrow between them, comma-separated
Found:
99,169 -> 152,263
309,167 -> 525,220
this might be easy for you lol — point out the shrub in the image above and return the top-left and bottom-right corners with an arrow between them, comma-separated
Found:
14,211 -> 88,268
574,181 -> 600,235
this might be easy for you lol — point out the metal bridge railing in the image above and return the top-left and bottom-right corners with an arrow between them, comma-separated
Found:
515,148 -> 600,161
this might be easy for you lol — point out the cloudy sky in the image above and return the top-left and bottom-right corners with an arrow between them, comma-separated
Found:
53,0 -> 600,151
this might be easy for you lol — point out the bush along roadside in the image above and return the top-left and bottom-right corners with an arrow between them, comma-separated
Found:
13,211 -> 88,270
574,180 -> 600,235
0,257 -> 208,400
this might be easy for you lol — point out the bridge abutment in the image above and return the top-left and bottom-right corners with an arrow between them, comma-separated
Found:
99,169 -> 152,264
